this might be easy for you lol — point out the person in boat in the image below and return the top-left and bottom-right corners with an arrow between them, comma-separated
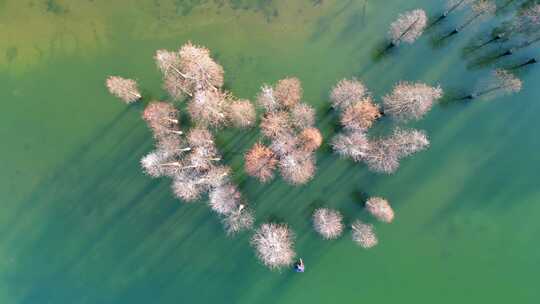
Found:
294,258 -> 305,273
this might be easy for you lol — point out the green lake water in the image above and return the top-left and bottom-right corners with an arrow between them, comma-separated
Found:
1,0 -> 539,303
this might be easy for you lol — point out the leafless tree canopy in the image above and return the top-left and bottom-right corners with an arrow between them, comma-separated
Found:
474,69 -> 522,98
251,223 -> 296,270
106,76 -> 141,103
244,143 -> 278,183
250,78 -> 321,185
270,133 -> 299,157
389,128 -> 430,158
140,150 -> 175,178
260,111 -> 292,139
383,82 -> 443,122
188,89 -> 228,127
458,0 -> 496,31
155,43 -> 254,129
209,184 -> 242,215
446,0 -> 475,13
227,99 -> 256,128
290,103 -> 316,129
366,197 -> 395,223
351,220 -> 378,249
341,97 -> 382,130
299,128 -> 323,152
142,101 -> 182,140
279,152 -> 316,185
274,77 -> 303,109
257,85 -> 280,113
363,139 -> 401,174
363,128 -> 429,174
511,4 -> 540,37
389,9 -> 428,45
222,205 -> 254,236
313,208 -> 344,240
140,122 -> 232,203
330,78 -> 369,110
331,131 -> 371,162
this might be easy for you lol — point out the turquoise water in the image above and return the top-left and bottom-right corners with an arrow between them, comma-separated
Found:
1,0 -> 539,303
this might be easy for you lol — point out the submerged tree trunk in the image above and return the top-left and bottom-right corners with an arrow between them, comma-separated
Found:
475,34 -> 503,49
432,0 -> 467,28
511,58 -> 537,69
495,49 -> 513,59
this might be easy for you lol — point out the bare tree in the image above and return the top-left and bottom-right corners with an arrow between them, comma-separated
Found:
388,9 -> 428,47
363,128 -> 429,174
363,140 -> 401,174
449,0 -> 496,36
171,173 -> 206,202
299,128 -> 323,152
171,165 -> 230,202
341,97 -> 382,130
366,197 -> 395,223
483,4 -> 540,47
179,42 -> 224,91
140,150 -> 176,178
331,131 -> 371,162
187,128 -> 215,148
142,101 -> 182,139
251,223 -> 296,270
155,134 -> 187,155
313,208 -> 344,240
290,103 -> 316,129
351,220 -> 378,248
245,143 -> 279,183
467,69 -> 522,99
106,76 -> 141,103
157,42 -> 224,99
388,128 -> 430,158
188,89 -> 228,127
270,133 -> 299,157
227,99 -> 256,128
432,0 -> 475,26
274,77 -> 303,109
330,78 -> 369,110
260,111 -> 292,139
222,205 -> 254,236
257,85 -> 281,113
511,4 -> 540,38
209,184 -> 242,215
383,82 -> 443,122
279,152 -> 316,185
154,49 -> 181,74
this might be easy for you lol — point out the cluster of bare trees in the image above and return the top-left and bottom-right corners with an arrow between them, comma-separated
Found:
102,10 -> 531,267
331,78 -> 440,174
140,101 -> 254,235
245,78 -> 322,185
474,3 -> 539,68
106,43 -> 257,237
155,42 -> 256,128
310,196 -> 393,249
